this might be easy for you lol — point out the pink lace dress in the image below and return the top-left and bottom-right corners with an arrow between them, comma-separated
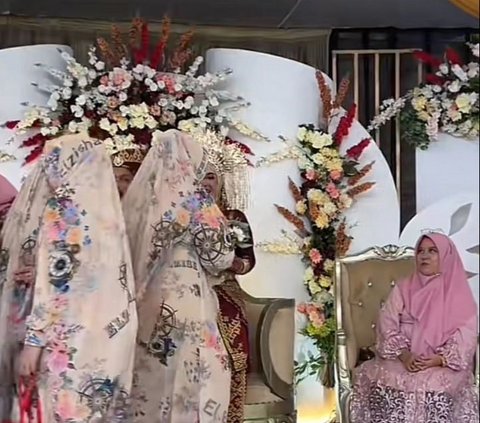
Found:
351,283 -> 479,423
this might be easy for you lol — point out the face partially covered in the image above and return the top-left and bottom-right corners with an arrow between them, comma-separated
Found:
416,236 -> 441,277
200,170 -> 222,201
113,167 -> 135,198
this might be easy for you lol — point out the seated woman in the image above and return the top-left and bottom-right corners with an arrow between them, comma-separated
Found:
201,166 -> 255,423
351,232 -> 479,423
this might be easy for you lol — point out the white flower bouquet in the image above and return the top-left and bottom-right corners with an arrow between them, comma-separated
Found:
368,43 -> 479,149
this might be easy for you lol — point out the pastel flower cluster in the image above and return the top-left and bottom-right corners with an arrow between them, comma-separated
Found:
258,117 -> 375,386
5,20 -> 256,163
369,43 -> 479,149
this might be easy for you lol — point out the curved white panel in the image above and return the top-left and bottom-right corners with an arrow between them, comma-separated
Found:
400,191 -> 479,305
207,48 -> 399,299
0,45 -> 72,188
207,49 -> 320,302
416,133 -> 479,212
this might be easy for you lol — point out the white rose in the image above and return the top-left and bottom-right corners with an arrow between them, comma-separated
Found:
451,64 -> 468,82
76,95 -> 87,106
455,93 -> 473,113
439,64 -> 449,75
95,61 -> 105,71
447,80 -> 461,93
68,121 -> 79,133
99,118 -> 111,131
297,127 -> 307,141
70,105 -> 84,118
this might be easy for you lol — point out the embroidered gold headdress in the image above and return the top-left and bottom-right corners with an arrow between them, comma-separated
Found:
110,148 -> 146,169
103,136 -> 146,171
182,126 -> 250,211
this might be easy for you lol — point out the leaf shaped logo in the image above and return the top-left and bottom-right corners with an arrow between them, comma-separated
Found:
448,203 -> 472,236
466,245 -> 480,255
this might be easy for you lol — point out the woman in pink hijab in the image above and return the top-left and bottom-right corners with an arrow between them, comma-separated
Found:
351,233 -> 479,423
0,175 -> 16,233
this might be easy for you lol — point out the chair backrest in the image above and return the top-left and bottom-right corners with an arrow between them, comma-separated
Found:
335,245 -> 415,371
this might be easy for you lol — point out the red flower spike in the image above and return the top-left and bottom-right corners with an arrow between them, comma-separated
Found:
151,40 -> 166,70
445,48 -> 463,66
4,120 -> 19,129
138,22 -> 150,64
346,138 -> 371,161
413,51 -> 442,67
334,104 -> 356,146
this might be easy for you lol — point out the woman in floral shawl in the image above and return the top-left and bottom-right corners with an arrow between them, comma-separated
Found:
0,166 -> 47,422
200,165 -> 255,423
351,233 -> 478,422
0,133 -> 137,422
123,129 -> 235,422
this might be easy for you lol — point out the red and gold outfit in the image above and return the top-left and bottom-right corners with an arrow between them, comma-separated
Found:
215,209 -> 255,423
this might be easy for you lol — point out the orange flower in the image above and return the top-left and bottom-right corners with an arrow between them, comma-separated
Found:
67,227 -> 82,245
176,208 -> 191,227
45,209 -> 60,223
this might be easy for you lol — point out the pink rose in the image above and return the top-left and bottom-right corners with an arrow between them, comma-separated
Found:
309,248 -> 323,265
306,169 -> 317,181
297,303 -> 307,314
326,182 -> 340,199
309,309 -> 326,328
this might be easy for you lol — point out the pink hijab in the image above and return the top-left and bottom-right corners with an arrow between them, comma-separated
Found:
0,175 -> 16,220
399,232 -> 477,356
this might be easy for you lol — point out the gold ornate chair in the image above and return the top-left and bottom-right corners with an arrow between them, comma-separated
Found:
243,294 -> 296,422
334,245 -> 415,423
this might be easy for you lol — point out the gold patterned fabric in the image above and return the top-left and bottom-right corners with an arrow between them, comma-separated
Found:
215,277 -> 249,423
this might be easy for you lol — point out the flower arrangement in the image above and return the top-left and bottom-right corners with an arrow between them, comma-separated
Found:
368,42 -> 479,150
4,18 -> 257,163
257,72 -> 375,387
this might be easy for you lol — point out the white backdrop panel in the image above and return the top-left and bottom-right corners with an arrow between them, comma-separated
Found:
0,45 -> 72,189
416,133 -> 479,212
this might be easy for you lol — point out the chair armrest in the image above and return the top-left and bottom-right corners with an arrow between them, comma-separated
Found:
244,295 -> 295,401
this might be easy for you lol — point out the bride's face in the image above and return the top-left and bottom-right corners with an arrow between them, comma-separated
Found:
200,171 -> 221,200
113,167 -> 134,198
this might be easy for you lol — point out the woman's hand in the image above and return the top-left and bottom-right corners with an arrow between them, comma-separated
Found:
414,355 -> 444,371
18,345 -> 42,377
398,350 -> 421,372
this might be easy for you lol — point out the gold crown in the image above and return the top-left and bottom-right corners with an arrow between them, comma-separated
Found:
182,126 -> 250,211
111,148 -> 146,168
184,126 -> 248,175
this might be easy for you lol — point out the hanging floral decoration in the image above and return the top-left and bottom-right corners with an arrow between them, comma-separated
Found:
3,18 -> 265,163
257,71 -> 375,387
368,42 -> 479,150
